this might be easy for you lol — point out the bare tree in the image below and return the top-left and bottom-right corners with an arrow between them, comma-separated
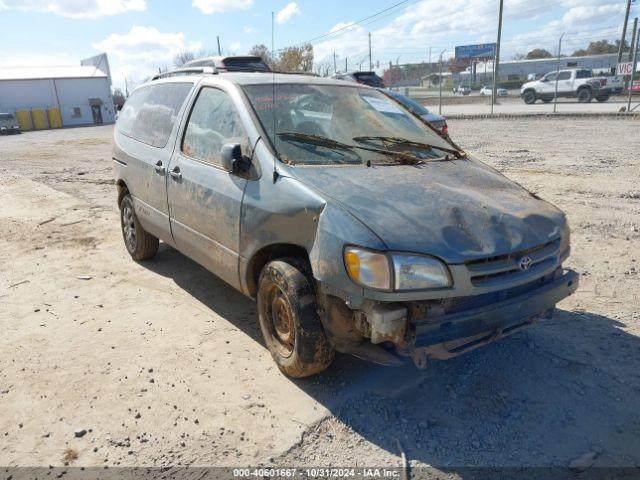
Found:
174,50 -> 195,67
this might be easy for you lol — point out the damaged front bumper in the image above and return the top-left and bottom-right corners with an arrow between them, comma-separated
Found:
409,268 -> 579,362
328,269 -> 579,368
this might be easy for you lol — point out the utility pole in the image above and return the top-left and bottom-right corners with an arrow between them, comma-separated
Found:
628,18 -> 639,112
217,36 -> 222,56
369,32 -> 373,71
333,51 -> 337,74
630,17 -> 638,62
345,58 -> 348,72
553,33 -> 565,114
491,0 -> 504,114
438,49 -> 446,115
618,0 -> 632,64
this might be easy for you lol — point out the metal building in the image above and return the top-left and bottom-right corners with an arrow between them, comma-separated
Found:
0,55 -> 115,130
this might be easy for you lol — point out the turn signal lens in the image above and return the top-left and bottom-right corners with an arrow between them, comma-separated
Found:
344,247 -> 391,291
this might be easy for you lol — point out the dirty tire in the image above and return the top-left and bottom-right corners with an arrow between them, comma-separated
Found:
257,258 -> 335,378
541,96 -> 553,103
120,194 -> 159,261
577,88 -> 592,103
523,91 -> 536,104
596,94 -> 610,102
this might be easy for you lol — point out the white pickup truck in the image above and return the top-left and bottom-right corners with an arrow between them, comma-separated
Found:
520,69 -> 612,104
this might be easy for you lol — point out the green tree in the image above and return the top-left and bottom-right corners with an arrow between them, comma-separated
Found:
526,49 -> 553,59
274,43 -> 314,72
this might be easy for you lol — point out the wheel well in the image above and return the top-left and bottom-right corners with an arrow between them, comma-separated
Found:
523,89 -> 536,96
247,244 -> 310,297
577,85 -> 592,92
116,180 -> 129,207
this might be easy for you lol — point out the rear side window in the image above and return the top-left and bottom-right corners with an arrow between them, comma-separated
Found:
576,70 -> 592,79
182,88 -> 246,167
118,83 -> 193,148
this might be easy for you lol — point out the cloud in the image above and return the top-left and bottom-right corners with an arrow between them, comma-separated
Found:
229,42 -> 242,53
192,0 -> 253,14
0,0 -> 145,19
311,0 -> 630,71
276,2 -> 300,24
243,26 -> 254,34
92,26 -> 202,87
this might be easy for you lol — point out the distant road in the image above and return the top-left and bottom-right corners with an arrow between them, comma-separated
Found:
422,95 -> 638,116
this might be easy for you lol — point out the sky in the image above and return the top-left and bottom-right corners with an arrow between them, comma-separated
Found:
0,0 -> 637,89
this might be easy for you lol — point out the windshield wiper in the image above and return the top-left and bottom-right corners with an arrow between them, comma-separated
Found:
277,132 -> 425,165
353,136 -> 465,159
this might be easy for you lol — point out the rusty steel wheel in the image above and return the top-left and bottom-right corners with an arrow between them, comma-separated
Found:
257,258 -> 334,378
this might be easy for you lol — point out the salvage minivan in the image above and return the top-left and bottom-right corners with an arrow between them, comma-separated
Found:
113,70 -> 578,377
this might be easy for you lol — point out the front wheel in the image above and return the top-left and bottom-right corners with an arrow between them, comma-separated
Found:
577,88 -> 592,103
523,91 -> 536,104
120,194 -> 159,261
257,259 -> 334,378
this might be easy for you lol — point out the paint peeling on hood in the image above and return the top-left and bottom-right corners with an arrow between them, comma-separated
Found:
286,157 -> 566,264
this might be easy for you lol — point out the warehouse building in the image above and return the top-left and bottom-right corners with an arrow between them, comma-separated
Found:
0,54 -> 115,130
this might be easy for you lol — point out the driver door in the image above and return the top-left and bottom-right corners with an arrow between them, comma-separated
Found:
166,87 -> 249,290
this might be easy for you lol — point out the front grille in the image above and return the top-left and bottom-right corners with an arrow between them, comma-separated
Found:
411,270 -> 558,323
465,239 -> 561,288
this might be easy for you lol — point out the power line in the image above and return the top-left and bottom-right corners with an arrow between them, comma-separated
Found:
292,0 -> 418,47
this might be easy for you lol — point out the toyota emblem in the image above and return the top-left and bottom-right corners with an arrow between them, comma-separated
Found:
518,256 -> 533,271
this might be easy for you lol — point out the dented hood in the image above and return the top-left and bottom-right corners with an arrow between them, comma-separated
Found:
287,158 -> 566,264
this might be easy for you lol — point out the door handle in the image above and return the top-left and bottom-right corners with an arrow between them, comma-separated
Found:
170,167 -> 182,180
154,161 -> 165,175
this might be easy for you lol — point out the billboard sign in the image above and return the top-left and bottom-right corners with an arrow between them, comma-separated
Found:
617,62 -> 634,76
455,43 -> 497,60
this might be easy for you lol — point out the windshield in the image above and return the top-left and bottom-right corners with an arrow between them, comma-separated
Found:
242,84 -> 454,166
0,113 -> 15,120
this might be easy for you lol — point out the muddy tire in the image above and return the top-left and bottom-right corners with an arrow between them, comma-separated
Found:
577,88 -> 592,103
541,96 -> 553,103
257,258 -> 334,378
523,90 -> 536,104
596,93 -> 610,102
120,194 -> 159,261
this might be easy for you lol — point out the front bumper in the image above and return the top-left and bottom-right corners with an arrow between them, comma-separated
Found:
411,269 -> 578,355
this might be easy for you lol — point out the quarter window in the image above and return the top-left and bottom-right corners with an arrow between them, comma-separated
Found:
182,88 -> 246,166
118,82 -> 193,148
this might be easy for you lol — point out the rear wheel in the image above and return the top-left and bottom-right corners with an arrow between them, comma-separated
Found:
523,91 -> 536,104
541,96 -> 553,103
120,194 -> 159,261
596,93 -> 610,102
577,88 -> 592,103
257,258 -> 334,378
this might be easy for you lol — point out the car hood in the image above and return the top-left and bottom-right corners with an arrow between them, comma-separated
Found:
286,157 -> 566,264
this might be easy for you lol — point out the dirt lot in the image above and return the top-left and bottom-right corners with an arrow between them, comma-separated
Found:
1,118 -> 639,474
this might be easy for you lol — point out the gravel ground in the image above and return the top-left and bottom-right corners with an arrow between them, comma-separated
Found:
1,118 -> 639,475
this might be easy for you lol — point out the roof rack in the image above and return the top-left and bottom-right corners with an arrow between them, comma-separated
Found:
152,66 -> 217,81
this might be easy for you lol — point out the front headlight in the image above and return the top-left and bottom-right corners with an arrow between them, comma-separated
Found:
392,254 -> 452,290
344,247 -> 452,291
344,247 -> 392,291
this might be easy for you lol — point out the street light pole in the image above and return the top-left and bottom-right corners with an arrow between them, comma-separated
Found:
491,0 -> 504,115
368,32 -> 373,71
553,33 -> 565,114
438,49 -> 446,115
618,0 -> 632,64
628,19 -> 639,112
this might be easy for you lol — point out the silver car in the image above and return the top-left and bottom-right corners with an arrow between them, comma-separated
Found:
0,113 -> 20,134
113,71 -> 578,377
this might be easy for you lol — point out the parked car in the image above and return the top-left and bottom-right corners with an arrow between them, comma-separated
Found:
480,85 -> 508,97
453,85 -> 471,95
520,69 -> 612,104
332,71 -> 385,88
627,79 -> 640,94
113,71 -> 578,377
382,89 -> 448,134
184,55 -> 271,72
0,113 -> 20,134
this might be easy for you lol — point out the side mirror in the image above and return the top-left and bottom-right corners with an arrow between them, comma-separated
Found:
221,143 -> 251,174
